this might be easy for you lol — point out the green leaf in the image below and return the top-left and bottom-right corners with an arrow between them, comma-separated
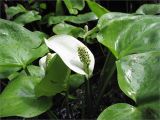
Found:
0,66 -> 52,118
97,103 -> 142,120
33,31 -> 48,40
97,12 -> 131,30
48,12 -> 97,25
5,4 -> 26,17
8,65 -> 45,81
35,55 -> 71,97
13,11 -> 41,25
97,13 -> 160,58
64,0 -> 85,14
49,16 -> 68,25
97,12 -> 160,120
68,74 -> 85,88
98,101 -> 160,120
52,23 -> 85,38
86,0 -> 109,18
97,15 -> 160,118
0,19 -> 48,78
116,51 -> 160,104
65,12 -> 97,24
27,65 -> 45,78
136,4 -> 160,15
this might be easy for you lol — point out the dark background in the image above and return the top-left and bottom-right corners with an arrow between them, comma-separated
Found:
0,0 -> 160,18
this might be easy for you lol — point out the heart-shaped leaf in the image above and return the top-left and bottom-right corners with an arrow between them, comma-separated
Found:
48,12 -> 97,25
97,103 -> 142,120
0,66 -> 52,118
0,19 -> 48,78
116,51 -> 160,104
52,23 -> 85,38
13,11 -> 41,25
97,12 -> 160,120
5,4 -> 27,17
97,13 -> 160,58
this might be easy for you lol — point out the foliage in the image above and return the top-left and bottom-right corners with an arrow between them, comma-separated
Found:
6,4 -> 41,25
0,66 -> 52,118
97,10 -> 160,120
0,19 -> 48,78
0,0 -> 159,119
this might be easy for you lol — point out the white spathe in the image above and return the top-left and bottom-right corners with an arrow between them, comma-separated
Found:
45,35 -> 95,77
39,53 -> 56,71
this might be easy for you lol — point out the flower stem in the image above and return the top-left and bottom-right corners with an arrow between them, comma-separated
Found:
65,85 -> 74,119
96,64 -> 116,106
84,76 -> 92,118
65,90 -> 71,119
47,110 -> 58,119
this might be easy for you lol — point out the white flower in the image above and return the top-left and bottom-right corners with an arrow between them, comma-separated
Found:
39,53 -> 56,71
44,35 -> 95,78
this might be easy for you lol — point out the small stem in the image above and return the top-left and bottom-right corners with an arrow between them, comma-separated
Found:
65,90 -> 72,119
84,76 -> 92,118
98,52 -> 111,85
83,26 -> 98,39
24,67 -> 30,76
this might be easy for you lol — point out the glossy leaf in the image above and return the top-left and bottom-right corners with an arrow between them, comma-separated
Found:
97,103 -> 142,120
48,12 -> 97,25
52,23 -> 85,38
0,66 -> 52,118
13,11 -> 41,25
35,55 -> 71,97
5,4 -> 26,17
97,12 -> 160,120
136,4 -> 160,15
116,51 -> 160,103
97,13 -> 137,58
98,101 -> 160,120
97,13 -> 160,58
0,19 -> 48,78
64,0 -> 85,14
86,0 -> 109,18
97,12 -> 132,30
